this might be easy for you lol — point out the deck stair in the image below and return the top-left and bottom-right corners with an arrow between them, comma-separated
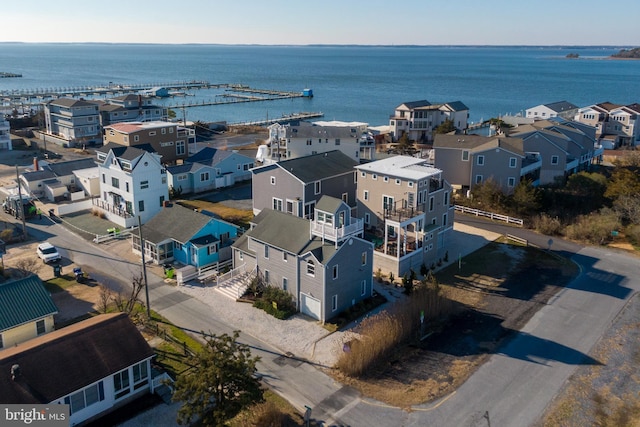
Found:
215,272 -> 252,300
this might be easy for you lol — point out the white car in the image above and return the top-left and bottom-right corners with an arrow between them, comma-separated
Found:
37,242 -> 61,264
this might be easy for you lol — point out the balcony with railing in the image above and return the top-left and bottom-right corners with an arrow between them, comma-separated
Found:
311,217 -> 364,243
92,197 -> 133,219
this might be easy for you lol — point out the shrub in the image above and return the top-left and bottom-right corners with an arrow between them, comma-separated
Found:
564,209 -> 621,245
532,213 -> 563,235
626,224 -> 640,247
253,286 -> 296,319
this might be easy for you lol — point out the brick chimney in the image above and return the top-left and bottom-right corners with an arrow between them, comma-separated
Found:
33,157 -> 39,171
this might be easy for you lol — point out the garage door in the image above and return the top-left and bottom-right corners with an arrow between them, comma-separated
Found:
300,294 -> 321,320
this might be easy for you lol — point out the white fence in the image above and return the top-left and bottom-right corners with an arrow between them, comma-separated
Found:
454,205 -> 523,226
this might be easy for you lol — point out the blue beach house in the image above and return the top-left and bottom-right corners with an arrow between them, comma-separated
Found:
132,202 -> 239,268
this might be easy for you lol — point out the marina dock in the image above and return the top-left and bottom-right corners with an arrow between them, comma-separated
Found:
0,72 -> 22,78
231,112 -> 324,126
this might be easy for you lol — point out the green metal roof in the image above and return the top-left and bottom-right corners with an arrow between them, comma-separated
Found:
0,276 -> 58,332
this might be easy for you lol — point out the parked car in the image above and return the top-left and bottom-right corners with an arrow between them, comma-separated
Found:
37,242 -> 61,263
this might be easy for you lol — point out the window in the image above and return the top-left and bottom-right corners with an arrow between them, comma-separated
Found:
508,177 -> 516,187
125,182 -> 129,192
429,196 -> 434,212
306,260 -> 315,276
395,179 -> 401,185
361,252 -> 367,266
140,180 -> 149,189
462,150 -> 470,161
176,140 -> 185,156
333,265 -> 338,280
282,277 -> 288,291
383,195 -> 394,211
383,176 -> 389,183
509,157 -> 517,168
477,155 -> 485,166
283,252 -> 288,262
264,270 -> 270,284
138,200 -> 145,212
551,155 -> 559,165
36,319 -> 45,335
111,177 -> 119,188
332,295 -> 338,311
372,174 -> 377,180
207,244 -> 217,255
443,213 -> 448,227
65,382 -> 105,415
408,181 -> 414,188
335,138 -> 340,145
161,128 -> 166,134
270,176 -> 276,185
113,369 -> 130,399
475,175 -> 483,184
264,245 -> 269,259
200,172 -> 209,182
364,213 -> 370,224
342,193 -> 348,203
0,333 -> 3,349
134,135 -> 139,142
132,361 -> 149,390
363,190 -> 369,201
444,192 -> 449,206
361,280 -> 366,296
273,198 -> 283,211
159,196 -> 165,207
149,131 -> 156,136
314,181 -> 321,194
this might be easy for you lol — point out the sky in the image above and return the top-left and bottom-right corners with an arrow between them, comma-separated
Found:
2,0 -> 639,46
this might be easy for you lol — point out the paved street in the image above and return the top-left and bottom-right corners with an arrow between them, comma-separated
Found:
3,204 -> 640,426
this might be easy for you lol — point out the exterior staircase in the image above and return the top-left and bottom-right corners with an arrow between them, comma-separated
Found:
215,272 -> 252,300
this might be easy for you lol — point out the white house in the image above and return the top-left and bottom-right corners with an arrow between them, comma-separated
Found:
0,313 -> 157,427
94,142 -> 168,228
389,100 -> 469,143
0,118 -> 12,150
525,101 -> 578,120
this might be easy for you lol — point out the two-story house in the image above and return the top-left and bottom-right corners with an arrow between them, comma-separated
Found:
102,121 -> 196,166
0,313 -> 157,426
94,142 -> 168,228
433,134 -> 542,193
263,120 -> 375,164
0,276 -> 58,350
574,102 -> 640,148
251,150 -> 358,218
525,101 -> 578,120
133,203 -> 239,268
20,158 -> 98,201
508,119 -> 597,184
98,94 -> 167,126
232,196 -> 372,323
355,156 -> 454,278
167,147 -> 254,195
44,98 -> 102,147
389,100 -> 469,143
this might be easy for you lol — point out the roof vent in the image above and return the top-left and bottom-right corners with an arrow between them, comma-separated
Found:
11,364 -> 21,381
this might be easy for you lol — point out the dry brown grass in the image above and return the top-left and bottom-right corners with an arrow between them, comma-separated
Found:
177,199 -> 253,228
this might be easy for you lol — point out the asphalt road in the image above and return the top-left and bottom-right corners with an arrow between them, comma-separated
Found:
7,210 -> 640,427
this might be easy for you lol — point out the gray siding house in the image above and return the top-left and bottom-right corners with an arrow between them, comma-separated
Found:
232,196 -> 371,323
251,150 -> 358,219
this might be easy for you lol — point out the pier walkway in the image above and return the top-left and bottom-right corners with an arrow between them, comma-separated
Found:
230,112 -> 324,126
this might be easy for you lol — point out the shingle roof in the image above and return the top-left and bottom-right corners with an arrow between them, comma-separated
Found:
444,101 -> 469,112
276,151 -> 357,183
97,142 -> 155,160
186,147 -> 234,166
0,313 -> 154,404
21,169 -> 56,182
544,101 -> 578,113
47,98 -> 99,108
44,158 -> 97,177
141,203 -> 212,244
399,100 -> 431,109
0,276 -> 58,332
315,195 -> 344,213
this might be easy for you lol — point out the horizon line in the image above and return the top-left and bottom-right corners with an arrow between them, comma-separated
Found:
0,41 -> 637,49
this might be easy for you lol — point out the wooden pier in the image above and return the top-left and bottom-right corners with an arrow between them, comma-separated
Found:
0,72 -> 22,78
231,112 -> 324,126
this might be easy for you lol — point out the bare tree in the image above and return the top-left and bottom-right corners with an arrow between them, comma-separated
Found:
12,258 -> 40,278
114,274 -> 145,315
98,285 -> 112,314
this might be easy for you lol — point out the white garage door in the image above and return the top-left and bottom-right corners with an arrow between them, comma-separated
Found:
300,294 -> 321,320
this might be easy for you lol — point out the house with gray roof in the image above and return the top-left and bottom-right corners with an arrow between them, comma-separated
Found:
132,203 -> 239,268
0,313 -> 157,426
389,100 -> 469,143
251,150 -> 358,218
44,97 -> 102,147
232,196 -> 371,322
0,275 -> 58,350
433,134 -> 542,193
98,94 -> 167,126
20,158 -> 98,201
94,142 -> 168,228
525,101 -> 579,120
166,147 -> 254,195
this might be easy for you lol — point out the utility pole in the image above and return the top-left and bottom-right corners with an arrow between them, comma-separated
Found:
15,165 -> 26,239
138,216 -> 151,318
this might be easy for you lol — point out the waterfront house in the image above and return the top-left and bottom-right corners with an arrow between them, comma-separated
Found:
389,100 -> 469,143
102,121 -> 196,166
264,120 -> 376,164
0,276 -> 58,350
44,98 -> 102,147
231,197 -> 372,322
574,102 -> 640,148
355,155 -> 454,279
132,202 -> 239,267
98,94 -> 168,126
433,134 -> 542,193
251,150 -> 358,218
166,147 -> 253,195
94,142 -> 168,228
525,101 -> 578,120
0,313 -> 156,426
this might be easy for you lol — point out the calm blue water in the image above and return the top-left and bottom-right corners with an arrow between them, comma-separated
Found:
0,43 -> 638,126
